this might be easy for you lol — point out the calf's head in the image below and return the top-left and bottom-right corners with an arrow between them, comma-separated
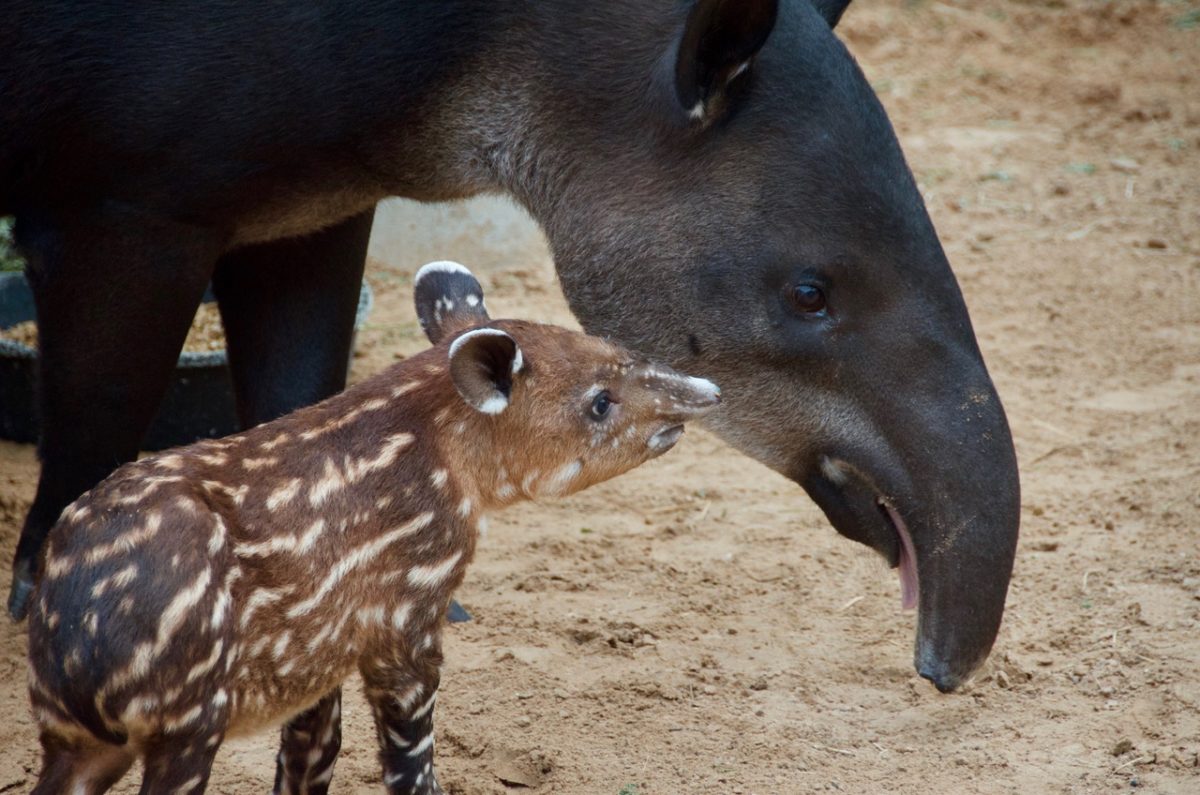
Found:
457,0 -> 1020,689
414,262 -> 721,507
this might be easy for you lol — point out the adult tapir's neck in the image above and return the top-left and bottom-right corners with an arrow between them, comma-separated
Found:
368,0 -> 666,203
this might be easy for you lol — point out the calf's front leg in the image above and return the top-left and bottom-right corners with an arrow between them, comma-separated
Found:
361,639 -> 445,795
273,689 -> 343,795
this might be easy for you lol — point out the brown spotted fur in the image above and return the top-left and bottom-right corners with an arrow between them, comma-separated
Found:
25,272 -> 719,795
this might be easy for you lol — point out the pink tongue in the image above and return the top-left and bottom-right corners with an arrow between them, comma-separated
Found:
883,503 -> 919,610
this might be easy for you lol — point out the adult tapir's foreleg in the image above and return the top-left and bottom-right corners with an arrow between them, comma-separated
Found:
212,208 -> 374,428
8,209 -> 221,619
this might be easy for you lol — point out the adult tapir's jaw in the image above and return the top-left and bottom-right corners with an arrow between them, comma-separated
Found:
793,391 -> 1020,693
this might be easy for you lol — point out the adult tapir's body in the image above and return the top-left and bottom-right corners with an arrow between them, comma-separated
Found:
5,0 -> 1015,721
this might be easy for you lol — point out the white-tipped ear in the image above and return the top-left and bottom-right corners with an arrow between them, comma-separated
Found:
448,328 -> 522,414
413,261 -> 491,344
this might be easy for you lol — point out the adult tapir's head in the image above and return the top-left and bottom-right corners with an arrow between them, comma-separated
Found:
443,0 -> 1020,690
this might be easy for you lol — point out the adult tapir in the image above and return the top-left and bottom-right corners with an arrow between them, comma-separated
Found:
3,0 -> 1019,784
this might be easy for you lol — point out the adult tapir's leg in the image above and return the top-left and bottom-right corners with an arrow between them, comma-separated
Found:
213,211 -> 372,795
8,209 -> 221,619
211,208 -> 373,429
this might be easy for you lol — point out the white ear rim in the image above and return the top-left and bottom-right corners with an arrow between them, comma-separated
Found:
414,260 -> 474,287
448,328 -> 521,415
447,327 -> 513,359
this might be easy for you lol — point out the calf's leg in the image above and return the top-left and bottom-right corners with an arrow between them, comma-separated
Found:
272,689 -> 343,795
361,640 -> 445,795
139,731 -> 222,795
8,208 -> 221,619
31,733 -> 134,795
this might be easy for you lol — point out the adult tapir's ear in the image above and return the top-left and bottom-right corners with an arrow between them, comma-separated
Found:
811,0 -> 853,28
448,328 -> 524,415
673,0 -> 778,120
414,260 -> 491,344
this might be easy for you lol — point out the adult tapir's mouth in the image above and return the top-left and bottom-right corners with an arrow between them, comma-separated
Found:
800,456 -> 917,610
879,499 -> 919,611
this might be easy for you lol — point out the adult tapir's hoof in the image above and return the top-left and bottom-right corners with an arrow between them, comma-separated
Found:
8,559 -> 34,621
446,600 -> 472,623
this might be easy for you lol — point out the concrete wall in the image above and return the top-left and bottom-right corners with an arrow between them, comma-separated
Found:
367,196 -> 551,274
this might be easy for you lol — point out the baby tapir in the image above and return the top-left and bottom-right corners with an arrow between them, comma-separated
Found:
26,261 -> 720,795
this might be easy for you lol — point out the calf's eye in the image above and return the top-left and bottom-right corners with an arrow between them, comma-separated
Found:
785,283 -> 827,315
590,391 -> 613,420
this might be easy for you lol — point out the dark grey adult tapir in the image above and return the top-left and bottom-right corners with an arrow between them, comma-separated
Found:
3,0 -> 1018,782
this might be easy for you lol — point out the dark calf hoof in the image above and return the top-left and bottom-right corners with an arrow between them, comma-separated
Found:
446,600 -> 471,623
8,559 -> 34,621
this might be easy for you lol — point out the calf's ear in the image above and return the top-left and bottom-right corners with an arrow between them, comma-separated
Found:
673,0 -> 778,120
448,328 -> 524,415
413,260 -> 491,344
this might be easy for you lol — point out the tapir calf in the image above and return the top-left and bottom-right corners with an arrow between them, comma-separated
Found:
26,262 -> 720,795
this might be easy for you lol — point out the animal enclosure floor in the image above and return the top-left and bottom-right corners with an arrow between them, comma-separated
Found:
0,0 -> 1197,792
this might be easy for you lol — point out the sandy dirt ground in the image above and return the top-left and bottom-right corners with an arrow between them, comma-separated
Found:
1,0 -> 1197,792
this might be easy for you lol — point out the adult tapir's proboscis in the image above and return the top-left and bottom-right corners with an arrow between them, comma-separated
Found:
2,0 -> 1016,709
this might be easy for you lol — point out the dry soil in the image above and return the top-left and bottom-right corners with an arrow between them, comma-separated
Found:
0,1 -> 1197,792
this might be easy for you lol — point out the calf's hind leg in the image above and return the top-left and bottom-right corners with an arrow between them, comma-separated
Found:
32,733 -> 134,795
139,731 -> 222,795
361,642 -> 445,794
8,209 -> 221,619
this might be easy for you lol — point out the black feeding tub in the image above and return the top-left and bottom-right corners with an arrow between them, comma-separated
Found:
0,272 -> 372,451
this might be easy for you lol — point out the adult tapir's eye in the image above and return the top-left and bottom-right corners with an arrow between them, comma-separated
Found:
590,390 -> 614,420
785,283 -> 827,315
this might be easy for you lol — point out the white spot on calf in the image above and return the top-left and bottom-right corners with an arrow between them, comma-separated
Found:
430,469 -> 449,489
356,604 -> 386,626
186,639 -> 225,683
163,704 -> 203,733
240,585 -> 294,629
156,454 -> 186,470
391,602 -> 413,630
272,632 -> 292,660
408,733 -> 434,757
261,431 -> 290,451
266,478 -> 304,512
155,566 -> 212,657
412,691 -> 437,720
407,552 -> 463,589
83,511 -> 163,565
308,458 -> 346,507
287,512 -> 434,617
544,460 -> 583,496
391,381 -> 423,398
